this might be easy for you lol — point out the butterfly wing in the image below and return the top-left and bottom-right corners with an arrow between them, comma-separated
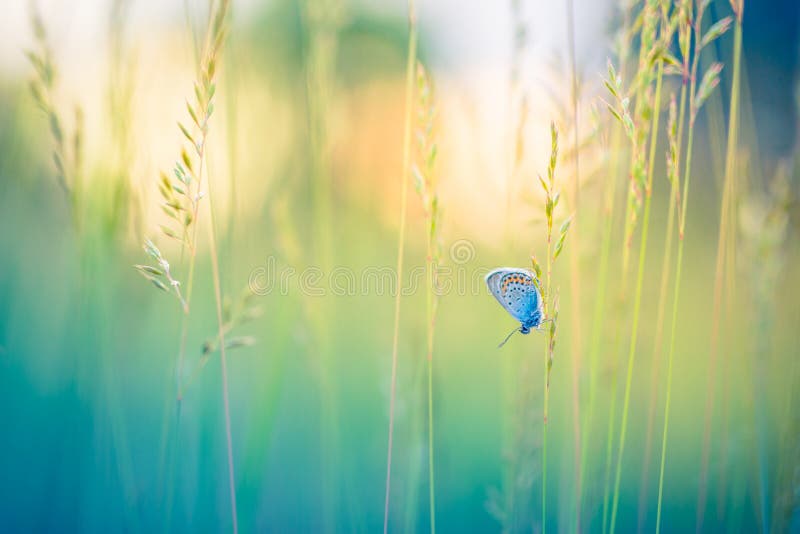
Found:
485,268 -> 542,328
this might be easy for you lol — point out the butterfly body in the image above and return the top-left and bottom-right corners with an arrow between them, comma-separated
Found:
485,268 -> 543,345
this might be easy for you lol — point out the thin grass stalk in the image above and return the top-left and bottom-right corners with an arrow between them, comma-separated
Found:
206,177 -> 239,533
601,123 -> 636,534
426,233 -> 437,534
600,345 -> 620,534
224,22 -> 239,279
578,7 -> 633,525
655,119 -> 694,534
383,3 -> 417,532
176,0 -> 226,401
600,138 -> 648,533
718,101 -> 739,521
166,36 -> 218,525
579,18 -> 631,532
601,3 -> 664,523
542,250 -> 551,534
427,339 -> 436,534
412,61 -> 440,534
151,2 -> 230,524
656,17 -> 703,534
578,88 -> 624,534
716,97 -> 741,523
696,3 -> 743,530
609,60 -> 664,534
538,122 -> 566,534
564,3 -> 583,528
577,119 -> 619,523
637,84 -> 687,533
719,61 -> 756,522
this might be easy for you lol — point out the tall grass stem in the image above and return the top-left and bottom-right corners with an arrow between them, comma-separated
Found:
696,7 -> 743,530
609,60 -> 664,534
383,3 -> 417,532
564,3 -> 583,528
656,59 -> 699,534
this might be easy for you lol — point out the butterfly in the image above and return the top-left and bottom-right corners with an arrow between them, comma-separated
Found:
485,267 -> 545,347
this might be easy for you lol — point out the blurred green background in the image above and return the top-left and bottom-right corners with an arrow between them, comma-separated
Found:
0,0 -> 798,532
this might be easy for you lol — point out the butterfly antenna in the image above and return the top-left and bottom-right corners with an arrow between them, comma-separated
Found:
497,326 -> 522,348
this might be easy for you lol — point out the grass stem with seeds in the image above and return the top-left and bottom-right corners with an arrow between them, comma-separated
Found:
609,58 -> 665,534
696,3 -> 743,529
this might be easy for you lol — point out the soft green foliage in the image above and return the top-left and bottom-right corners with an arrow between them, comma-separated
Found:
6,1 -> 798,533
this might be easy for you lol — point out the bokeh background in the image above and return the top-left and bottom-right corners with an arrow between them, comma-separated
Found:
0,0 -> 798,532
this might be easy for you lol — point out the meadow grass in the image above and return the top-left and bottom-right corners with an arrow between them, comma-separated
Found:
411,61 -> 442,534
609,57 -> 664,534
697,3 -> 743,530
26,7 -> 84,228
135,0 -> 239,530
599,55 -> 637,534
577,7 -> 632,524
563,4 -> 584,529
656,3 -> 729,531
534,121 -> 573,534
11,0 -> 796,531
26,3 -> 143,524
637,89 -> 681,532
607,1 -> 685,527
384,2 -> 417,532
608,2 -> 673,528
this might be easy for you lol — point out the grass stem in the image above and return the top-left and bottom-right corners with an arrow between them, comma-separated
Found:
609,60 -> 664,534
383,3 -> 417,532
207,182 -> 239,533
656,50 -> 700,534
637,83 -> 687,533
696,7 -> 742,530
564,2 -> 583,528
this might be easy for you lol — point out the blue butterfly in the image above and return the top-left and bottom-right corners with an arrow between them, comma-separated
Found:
485,267 -> 544,347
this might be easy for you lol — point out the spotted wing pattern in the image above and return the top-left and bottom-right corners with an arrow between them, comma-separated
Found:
485,268 -> 542,328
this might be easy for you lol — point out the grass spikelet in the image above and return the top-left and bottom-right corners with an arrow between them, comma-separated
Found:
413,60 -> 442,534
539,121 -> 572,534
656,3 -> 729,532
26,6 -> 84,219
138,0 -> 237,531
697,2 -> 742,529
637,90 -> 680,531
577,4 -> 635,522
608,3 -> 676,529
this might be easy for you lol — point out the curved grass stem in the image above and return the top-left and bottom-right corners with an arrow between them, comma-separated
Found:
207,181 -> 239,533
565,2 -> 583,528
656,69 -> 699,534
383,3 -> 417,532
542,225 -> 552,534
609,61 -> 664,534
696,10 -> 743,531
577,9 -> 632,525
637,81 -> 688,533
